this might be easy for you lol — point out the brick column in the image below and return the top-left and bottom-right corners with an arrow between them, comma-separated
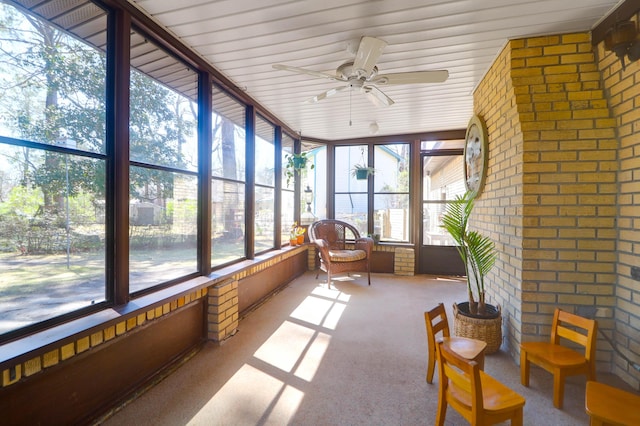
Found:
307,245 -> 317,270
394,247 -> 415,276
207,278 -> 239,342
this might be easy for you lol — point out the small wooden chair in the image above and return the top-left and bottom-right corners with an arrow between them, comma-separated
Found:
585,381 -> 640,426
436,340 -> 526,426
425,303 -> 487,384
520,308 -> 597,409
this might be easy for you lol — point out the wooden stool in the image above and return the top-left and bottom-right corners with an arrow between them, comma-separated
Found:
585,381 -> 640,426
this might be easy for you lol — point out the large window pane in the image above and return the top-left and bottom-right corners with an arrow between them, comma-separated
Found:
374,144 -> 410,242
374,194 -> 409,242
0,2 -> 108,337
129,30 -> 198,291
212,181 -> 245,267
255,186 -> 275,252
255,117 -> 275,187
0,145 -> 107,334
129,35 -> 198,172
129,168 -> 197,291
281,133 -> 295,242
302,142 -> 327,222
422,153 -> 465,246
335,193 -> 367,236
254,116 -> 275,252
0,3 -> 107,155
335,145 -> 368,233
211,86 -> 246,266
335,145 -> 368,192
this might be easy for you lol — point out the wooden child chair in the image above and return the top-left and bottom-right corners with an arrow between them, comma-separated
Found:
425,303 -> 487,383
520,308 -> 597,409
436,340 -> 526,425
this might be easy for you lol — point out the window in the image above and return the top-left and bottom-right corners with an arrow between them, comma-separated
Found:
421,140 -> 465,246
334,145 -> 369,235
281,133 -> 295,243
254,116 -> 275,253
0,1 -> 108,336
301,141 -> 326,222
211,86 -> 246,267
374,144 -> 410,242
128,30 -> 199,292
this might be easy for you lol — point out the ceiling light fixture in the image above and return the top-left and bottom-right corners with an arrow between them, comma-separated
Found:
604,19 -> 640,70
369,121 -> 379,134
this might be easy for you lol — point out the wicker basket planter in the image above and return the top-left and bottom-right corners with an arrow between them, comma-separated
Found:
453,302 -> 502,354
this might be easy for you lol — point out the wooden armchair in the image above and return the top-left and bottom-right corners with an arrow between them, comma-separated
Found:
309,219 -> 373,287
520,308 -> 597,409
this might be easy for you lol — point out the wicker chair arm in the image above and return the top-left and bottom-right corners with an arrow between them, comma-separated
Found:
313,238 -> 332,265
354,237 -> 374,257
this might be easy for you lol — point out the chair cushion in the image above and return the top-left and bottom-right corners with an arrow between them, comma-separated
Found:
328,249 -> 367,262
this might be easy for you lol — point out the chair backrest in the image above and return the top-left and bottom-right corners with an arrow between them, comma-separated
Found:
425,303 -> 451,349
309,219 -> 361,250
550,308 -> 598,363
437,340 -> 483,423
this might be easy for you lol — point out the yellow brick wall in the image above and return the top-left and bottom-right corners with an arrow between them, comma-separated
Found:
474,32 -> 619,370
472,40 -> 524,359
596,12 -> 640,388
513,32 -> 617,373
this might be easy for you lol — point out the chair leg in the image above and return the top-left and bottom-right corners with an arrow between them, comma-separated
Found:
520,350 -> 530,386
426,347 -> 436,384
512,407 -> 523,426
553,369 -> 564,409
435,392 -> 447,426
367,269 -> 371,285
476,354 -> 485,371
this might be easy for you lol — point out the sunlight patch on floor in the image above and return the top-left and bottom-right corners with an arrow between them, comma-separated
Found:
293,331 -> 330,382
254,321 -> 318,373
194,364 -> 303,424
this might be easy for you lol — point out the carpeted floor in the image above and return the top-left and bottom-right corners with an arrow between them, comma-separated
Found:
101,272 -> 636,425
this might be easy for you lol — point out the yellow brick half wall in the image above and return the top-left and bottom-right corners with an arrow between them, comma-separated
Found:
207,278 -> 239,342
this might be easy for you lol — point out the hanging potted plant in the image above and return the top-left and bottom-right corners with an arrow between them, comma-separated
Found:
284,152 -> 314,186
351,164 -> 376,180
441,191 -> 502,353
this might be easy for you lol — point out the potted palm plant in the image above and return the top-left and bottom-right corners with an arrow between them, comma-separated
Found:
441,191 -> 502,352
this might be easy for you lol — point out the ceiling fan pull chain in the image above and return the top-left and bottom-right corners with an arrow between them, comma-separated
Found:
349,89 -> 352,126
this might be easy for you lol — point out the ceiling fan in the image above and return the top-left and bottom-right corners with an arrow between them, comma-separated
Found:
272,36 -> 448,107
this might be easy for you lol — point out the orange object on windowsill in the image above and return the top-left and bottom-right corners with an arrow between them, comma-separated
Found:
297,234 -> 305,244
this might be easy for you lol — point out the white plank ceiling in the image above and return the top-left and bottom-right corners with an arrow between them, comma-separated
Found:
129,0 -> 622,140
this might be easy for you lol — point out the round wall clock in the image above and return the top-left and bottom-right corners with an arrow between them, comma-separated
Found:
464,114 -> 489,197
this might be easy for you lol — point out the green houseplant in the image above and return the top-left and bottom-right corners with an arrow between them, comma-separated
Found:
440,191 -> 497,317
284,152 -> 314,186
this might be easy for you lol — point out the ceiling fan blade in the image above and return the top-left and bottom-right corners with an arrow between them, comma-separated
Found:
372,70 -> 449,85
353,36 -> 387,78
363,85 -> 394,107
272,64 -> 343,81
304,85 -> 349,103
